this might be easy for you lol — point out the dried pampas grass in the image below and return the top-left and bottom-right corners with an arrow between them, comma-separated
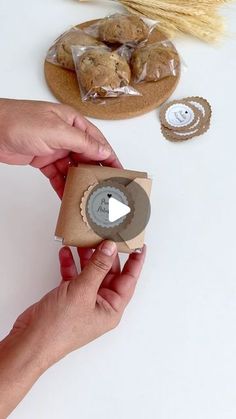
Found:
79,0 -> 234,42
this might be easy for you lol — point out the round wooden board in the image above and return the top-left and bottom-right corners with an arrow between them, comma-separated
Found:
44,20 -> 181,120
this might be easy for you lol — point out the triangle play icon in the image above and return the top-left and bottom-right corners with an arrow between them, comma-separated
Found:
108,197 -> 131,223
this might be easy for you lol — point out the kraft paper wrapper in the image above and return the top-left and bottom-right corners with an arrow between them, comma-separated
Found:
55,164 -> 152,253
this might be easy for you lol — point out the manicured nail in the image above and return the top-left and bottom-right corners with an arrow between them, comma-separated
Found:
98,144 -> 111,158
100,240 -> 116,256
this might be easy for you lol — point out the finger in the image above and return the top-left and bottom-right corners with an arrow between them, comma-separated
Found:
119,246 -> 146,305
54,120 -> 112,162
76,241 -> 117,294
73,115 -> 107,145
79,251 -> 121,279
55,156 -> 74,176
101,246 -> 146,311
53,105 -> 106,146
40,162 -> 65,199
31,150 -> 69,169
118,246 -> 146,304
70,153 -> 101,166
57,106 -> 122,168
102,152 -> 123,169
72,117 -> 122,169
77,247 -> 94,270
110,254 -> 121,274
31,105 -> 119,167
101,254 -> 121,288
122,246 -> 146,282
71,149 -> 122,169
40,155 -> 76,198
59,247 -> 78,281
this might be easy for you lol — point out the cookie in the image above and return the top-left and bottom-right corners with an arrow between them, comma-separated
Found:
78,49 -> 131,97
57,30 -> 103,71
131,42 -> 178,82
98,15 -> 149,44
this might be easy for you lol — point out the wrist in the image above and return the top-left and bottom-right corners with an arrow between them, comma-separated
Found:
0,331 -> 49,417
0,98 -> 11,162
0,98 -> 10,121
0,329 -> 49,378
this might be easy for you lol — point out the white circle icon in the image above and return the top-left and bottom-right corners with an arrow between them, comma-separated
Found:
166,104 -> 195,128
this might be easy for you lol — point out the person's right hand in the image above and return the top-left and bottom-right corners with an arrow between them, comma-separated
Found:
7,241 -> 146,369
0,241 -> 146,417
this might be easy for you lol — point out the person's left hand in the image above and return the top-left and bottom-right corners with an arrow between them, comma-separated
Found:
0,99 -> 122,198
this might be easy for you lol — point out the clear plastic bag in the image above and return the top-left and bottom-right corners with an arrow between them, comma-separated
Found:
129,40 -> 180,83
72,45 -> 141,102
84,13 -> 158,45
46,27 -> 104,71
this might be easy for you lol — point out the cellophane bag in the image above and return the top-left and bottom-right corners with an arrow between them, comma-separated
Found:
84,13 -> 158,45
129,40 -> 180,83
72,44 -> 141,101
46,27 -> 104,71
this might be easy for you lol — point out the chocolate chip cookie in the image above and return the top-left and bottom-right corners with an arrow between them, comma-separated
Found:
57,29 -> 103,71
78,49 -> 131,98
98,15 -> 149,44
131,42 -> 179,82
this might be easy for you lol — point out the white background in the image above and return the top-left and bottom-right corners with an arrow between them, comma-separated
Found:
0,1 -> 236,418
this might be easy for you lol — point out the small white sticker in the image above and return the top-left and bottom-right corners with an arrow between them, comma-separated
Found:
165,104 -> 195,128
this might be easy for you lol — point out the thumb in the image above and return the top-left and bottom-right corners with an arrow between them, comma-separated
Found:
56,123 -> 112,162
78,241 -> 117,293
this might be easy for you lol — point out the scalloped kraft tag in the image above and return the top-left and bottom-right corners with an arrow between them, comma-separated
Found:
80,180 -> 135,240
185,97 -> 212,126
160,96 -> 212,142
80,182 -> 98,230
160,101 -> 201,132
161,120 -> 210,142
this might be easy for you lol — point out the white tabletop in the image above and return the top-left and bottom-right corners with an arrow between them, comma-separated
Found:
1,1 -> 236,418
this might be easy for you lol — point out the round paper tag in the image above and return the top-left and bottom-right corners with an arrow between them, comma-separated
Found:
160,96 -> 212,142
81,180 -> 135,241
87,184 -> 130,229
165,103 -> 195,128
80,178 -> 151,243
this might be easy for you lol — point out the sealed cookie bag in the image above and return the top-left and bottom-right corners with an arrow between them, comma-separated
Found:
72,45 -> 141,101
84,13 -> 157,45
46,27 -> 104,71
130,40 -> 180,83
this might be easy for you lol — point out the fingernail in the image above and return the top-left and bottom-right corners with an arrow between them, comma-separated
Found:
98,145 -> 111,158
100,240 -> 116,256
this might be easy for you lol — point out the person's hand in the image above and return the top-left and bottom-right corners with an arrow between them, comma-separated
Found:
10,241 -> 146,365
0,241 -> 146,416
0,99 -> 122,197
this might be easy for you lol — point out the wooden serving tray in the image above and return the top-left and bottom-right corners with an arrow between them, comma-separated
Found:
44,19 -> 180,120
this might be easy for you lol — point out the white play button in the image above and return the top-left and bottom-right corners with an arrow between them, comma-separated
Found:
108,197 -> 131,223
